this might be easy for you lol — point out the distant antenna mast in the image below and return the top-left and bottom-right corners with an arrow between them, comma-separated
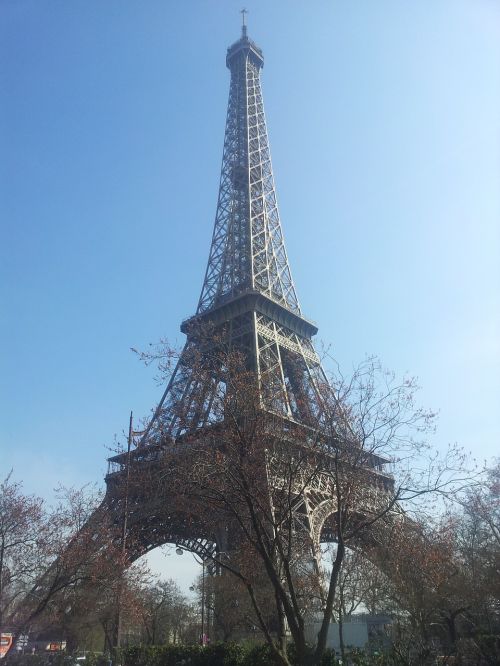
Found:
241,8 -> 248,37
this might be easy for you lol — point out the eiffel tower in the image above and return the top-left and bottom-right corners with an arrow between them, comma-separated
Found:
9,23 -> 398,657
143,23 -> 326,437
105,23 -> 392,568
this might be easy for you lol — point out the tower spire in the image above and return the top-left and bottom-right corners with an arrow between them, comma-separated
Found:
241,8 -> 248,38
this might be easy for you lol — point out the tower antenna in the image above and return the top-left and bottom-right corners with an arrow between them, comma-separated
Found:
241,8 -> 248,37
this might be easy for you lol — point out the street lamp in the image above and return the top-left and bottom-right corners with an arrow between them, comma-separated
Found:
178,550 -> 212,645
191,555 -> 207,645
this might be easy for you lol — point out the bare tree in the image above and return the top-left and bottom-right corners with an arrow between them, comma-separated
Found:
448,462 -> 500,664
138,578 -> 194,645
0,474 -> 46,639
1,480 -> 126,656
310,357 -> 471,661
128,339 -> 474,666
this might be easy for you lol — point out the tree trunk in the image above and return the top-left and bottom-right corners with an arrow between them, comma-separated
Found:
445,614 -> 457,649
314,538 -> 345,663
338,582 -> 346,663
102,620 -> 113,655
338,607 -> 346,664
276,591 -> 287,653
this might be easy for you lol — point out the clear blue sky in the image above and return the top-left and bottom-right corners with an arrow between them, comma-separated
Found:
1,1 -> 499,588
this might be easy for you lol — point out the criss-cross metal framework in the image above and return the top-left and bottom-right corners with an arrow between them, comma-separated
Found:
198,34 -> 299,315
102,24 -> 396,567
18,30 -> 395,641
124,29 -> 329,447
103,27 -> 343,562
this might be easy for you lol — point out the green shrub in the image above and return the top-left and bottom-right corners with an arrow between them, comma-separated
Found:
120,643 -> 246,666
7,645 -> 411,666
5,655 -> 81,666
199,643 -> 245,666
241,643 -> 282,666
82,654 -> 108,666
5,656 -> 46,666
318,648 -> 338,666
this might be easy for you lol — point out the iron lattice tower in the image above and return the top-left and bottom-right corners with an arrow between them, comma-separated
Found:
106,26 -> 393,560
128,27 -> 328,448
106,25 -> 336,558
18,28 -> 394,646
